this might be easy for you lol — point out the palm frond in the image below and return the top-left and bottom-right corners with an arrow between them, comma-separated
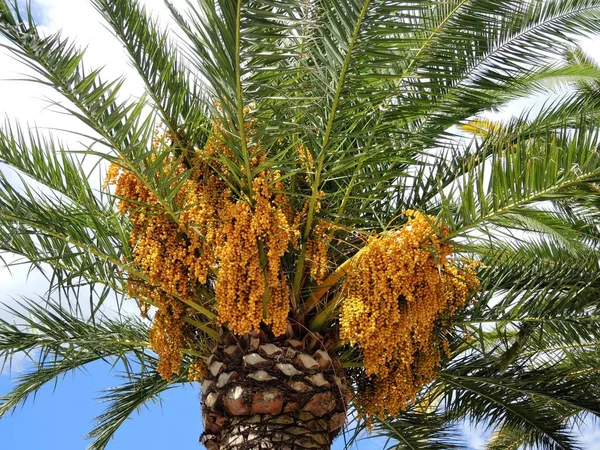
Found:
0,299 -> 152,418
0,122 -> 129,305
472,240 -> 600,320
87,368 -> 179,450
486,424 -> 528,450
437,348 -> 600,449
0,168 -> 126,302
166,0 -> 307,195
366,412 -> 467,450
0,2 -> 197,219
91,0 -> 210,148
436,116 -> 600,239
0,2 -> 152,153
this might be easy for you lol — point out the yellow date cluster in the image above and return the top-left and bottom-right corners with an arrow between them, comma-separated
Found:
305,219 -> 334,284
340,211 -> 479,419
214,170 -> 298,336
106,124 -> 299,379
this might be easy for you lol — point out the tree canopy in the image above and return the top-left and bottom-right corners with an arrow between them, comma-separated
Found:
1,0 -> 600,448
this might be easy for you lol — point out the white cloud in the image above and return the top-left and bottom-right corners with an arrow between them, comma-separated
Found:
458,420 -> 492,450
577,417 -> 600,450
0,350 -> 35,377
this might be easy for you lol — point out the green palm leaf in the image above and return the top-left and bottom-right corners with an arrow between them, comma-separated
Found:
0,299 -> 153,418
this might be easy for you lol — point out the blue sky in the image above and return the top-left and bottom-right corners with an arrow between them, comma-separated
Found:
0,362 -> 203,450
1,1 -> 600,449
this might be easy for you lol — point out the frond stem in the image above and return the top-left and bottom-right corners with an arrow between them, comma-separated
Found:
446,168 -> 600,240
235,0 -> 254,200
303,246 -> 367,313
294,0 -> 372,302
183,317 -> 221,341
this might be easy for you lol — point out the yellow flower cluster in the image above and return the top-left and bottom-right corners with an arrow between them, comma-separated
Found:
102,162 -> 120,189
297,144 -> 314,183
109,152 -> 217,379
305,219 -> 334,283
188,359 -> 207,382
214,171 -> 298,336
297,144 -> 314,170
106,121 -> 300,378
148,294 -> 186,381
340,211 -> 479,419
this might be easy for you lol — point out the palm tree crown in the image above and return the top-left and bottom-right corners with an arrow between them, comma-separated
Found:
1,0 -> 600,448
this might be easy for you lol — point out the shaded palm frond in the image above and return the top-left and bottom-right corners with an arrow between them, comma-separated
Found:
0,299 -> 154,418
87,367 -> 185,450
91,0 -> 210,148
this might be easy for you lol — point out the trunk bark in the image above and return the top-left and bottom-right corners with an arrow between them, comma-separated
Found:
200,330 -> 348,450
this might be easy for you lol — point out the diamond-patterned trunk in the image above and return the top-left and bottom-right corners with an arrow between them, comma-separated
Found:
200,330 -> 349,450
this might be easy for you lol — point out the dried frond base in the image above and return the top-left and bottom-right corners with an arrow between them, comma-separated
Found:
200,330 -> 348,450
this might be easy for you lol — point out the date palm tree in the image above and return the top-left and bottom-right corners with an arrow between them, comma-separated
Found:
2,0 -> 600,449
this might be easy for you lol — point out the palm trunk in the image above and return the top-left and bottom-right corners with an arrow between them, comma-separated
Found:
200,331 -> 348,450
